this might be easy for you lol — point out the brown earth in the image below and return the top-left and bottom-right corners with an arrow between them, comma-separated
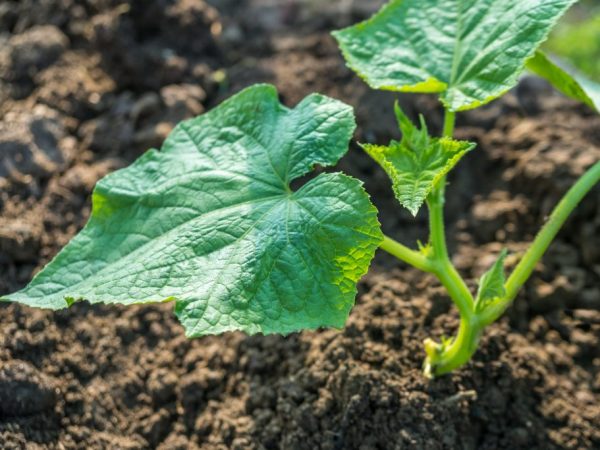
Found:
0,1 -> 599,449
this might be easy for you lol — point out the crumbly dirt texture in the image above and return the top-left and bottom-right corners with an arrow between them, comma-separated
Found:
1,1 -> 599,449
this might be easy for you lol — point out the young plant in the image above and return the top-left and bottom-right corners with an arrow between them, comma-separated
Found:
2,0 -> 599,377
333,0 -> 600,376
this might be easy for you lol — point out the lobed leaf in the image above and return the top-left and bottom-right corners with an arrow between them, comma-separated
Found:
475,249 -> 508,312
2,84 -> 383,337
333,0 -> 578,111
526,50 -> 600,112
361,105 -> 475,216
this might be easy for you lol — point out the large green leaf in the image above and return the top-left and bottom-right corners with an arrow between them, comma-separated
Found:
475,249 -> 508,313
2,84 -> 383,336
333,0 -> 578,111
361,104 -> 475,216
527,50 -> 600,112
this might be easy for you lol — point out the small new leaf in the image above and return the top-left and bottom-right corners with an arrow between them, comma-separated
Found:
417,240 -> 433,259
475,250 -> 508,312
333,0 -> 578,111
526,50 -> 600,112
2,84 -> 383,337
361,104 -> 475,216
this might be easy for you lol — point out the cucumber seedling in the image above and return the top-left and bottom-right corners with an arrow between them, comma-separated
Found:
333,0 -> 600,376
3,0 -> 599,377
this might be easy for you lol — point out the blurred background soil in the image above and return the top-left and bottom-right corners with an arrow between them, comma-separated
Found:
0,1 -> 599,449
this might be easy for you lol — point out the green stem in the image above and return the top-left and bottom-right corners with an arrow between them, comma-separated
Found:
427,192 -> 474,317
432,160 -> 600,375
480,160 -> 600,325
428,186 -> 449,260
434,261 -> 474,319
424,316 -> 481,377
427,109 -> 474,316
379,235 -> 434,272
442,110 -> 456,138
429,109 -> 456,262
422,108 -> 481,377
379,233 -> 474,319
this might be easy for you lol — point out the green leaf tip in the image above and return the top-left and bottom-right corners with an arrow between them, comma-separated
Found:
475,249 -> 508,312
2,83 -> 383,337
527,50 -> 600,112
361,104 -> 475,216
333,0 -> 579,111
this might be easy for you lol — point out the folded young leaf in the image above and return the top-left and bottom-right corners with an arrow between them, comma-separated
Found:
2,84 -> 383,336
526,50 -> 600,112
475,249 -> 508,312
333,0 -> 578,111
360,105 -> 475,216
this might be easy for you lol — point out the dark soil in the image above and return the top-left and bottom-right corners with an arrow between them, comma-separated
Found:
1,1 -> 599,449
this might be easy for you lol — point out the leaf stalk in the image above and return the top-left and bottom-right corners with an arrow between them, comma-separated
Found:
379,235 -> 434,273
480,160 -> 600,325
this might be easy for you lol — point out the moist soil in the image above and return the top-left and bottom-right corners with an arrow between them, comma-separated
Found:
1,1 -> 599,449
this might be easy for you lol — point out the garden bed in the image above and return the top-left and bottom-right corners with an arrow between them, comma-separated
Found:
0,1 -> 599,448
